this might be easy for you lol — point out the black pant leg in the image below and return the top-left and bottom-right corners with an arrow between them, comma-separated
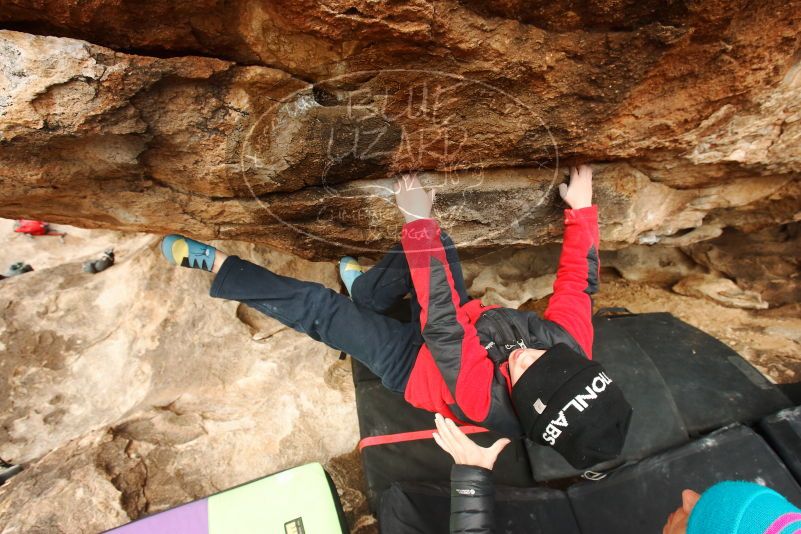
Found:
210,256 -> 420,392
350,244 -> 413,314
352,231 -> 471,317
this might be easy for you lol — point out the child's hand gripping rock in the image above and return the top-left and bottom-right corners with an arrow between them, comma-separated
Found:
559,164 -> 593,210
394,174 -> 435,224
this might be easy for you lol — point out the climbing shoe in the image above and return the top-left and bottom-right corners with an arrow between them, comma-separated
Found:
83,248 -> 115,274
161,235 -> 216,271
339,256 -> 365,295
4,262 -> 33,277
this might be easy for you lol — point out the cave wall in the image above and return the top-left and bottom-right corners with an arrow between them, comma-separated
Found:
0,0 -> 800,259
1,4 -> 800,531
0,226 -> 371,532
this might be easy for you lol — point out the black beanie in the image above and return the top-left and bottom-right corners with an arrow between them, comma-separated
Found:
511,344 -> 633,469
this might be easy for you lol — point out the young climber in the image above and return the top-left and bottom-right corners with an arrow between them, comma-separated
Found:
161,164 -> 632,469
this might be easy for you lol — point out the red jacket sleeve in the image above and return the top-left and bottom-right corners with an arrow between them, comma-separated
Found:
544,205 -> 600,358
401,218 -> 494,423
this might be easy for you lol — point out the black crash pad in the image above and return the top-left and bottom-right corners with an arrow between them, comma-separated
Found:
379,481 -> 580,534
759,406 -> 801,486
778,382 -> 801,405
612,312 -> 790,434
567,424 -> 801,534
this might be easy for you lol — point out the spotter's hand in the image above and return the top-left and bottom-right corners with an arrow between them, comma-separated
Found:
432,413 -> 511,470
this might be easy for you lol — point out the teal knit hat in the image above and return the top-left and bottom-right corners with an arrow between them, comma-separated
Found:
688,481 -> 801,534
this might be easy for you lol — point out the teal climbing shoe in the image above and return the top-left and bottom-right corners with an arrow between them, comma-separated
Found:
339,256 -> 365,295
161,234 -> 216,271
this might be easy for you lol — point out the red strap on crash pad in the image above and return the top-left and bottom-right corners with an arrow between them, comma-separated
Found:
358,425 -> 489,451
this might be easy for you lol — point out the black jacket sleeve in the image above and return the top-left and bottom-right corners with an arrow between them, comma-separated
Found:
450,464 -> 495,534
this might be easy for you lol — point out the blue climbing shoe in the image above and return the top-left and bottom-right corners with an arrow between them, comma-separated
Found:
161,234 -> 216,271
339,256 -> 365,295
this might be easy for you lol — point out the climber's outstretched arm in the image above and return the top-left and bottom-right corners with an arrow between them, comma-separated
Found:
544,165 -> 600,358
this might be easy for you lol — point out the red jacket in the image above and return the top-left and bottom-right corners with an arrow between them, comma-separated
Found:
400,206 -> 600,436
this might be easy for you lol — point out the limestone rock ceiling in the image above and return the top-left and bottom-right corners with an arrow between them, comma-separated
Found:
0,0 -> 800,259
1,5 -> 800,532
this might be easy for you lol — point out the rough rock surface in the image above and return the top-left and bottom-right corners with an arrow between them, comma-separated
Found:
685,224 -> 801,308
0,223 -> 372,532
0,0 -> 800,258
672,273 -> 769,309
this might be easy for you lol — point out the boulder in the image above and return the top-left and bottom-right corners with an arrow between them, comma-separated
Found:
685,224 -> 801,307
673,273 -> 769,310
0,228 -> 363,531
